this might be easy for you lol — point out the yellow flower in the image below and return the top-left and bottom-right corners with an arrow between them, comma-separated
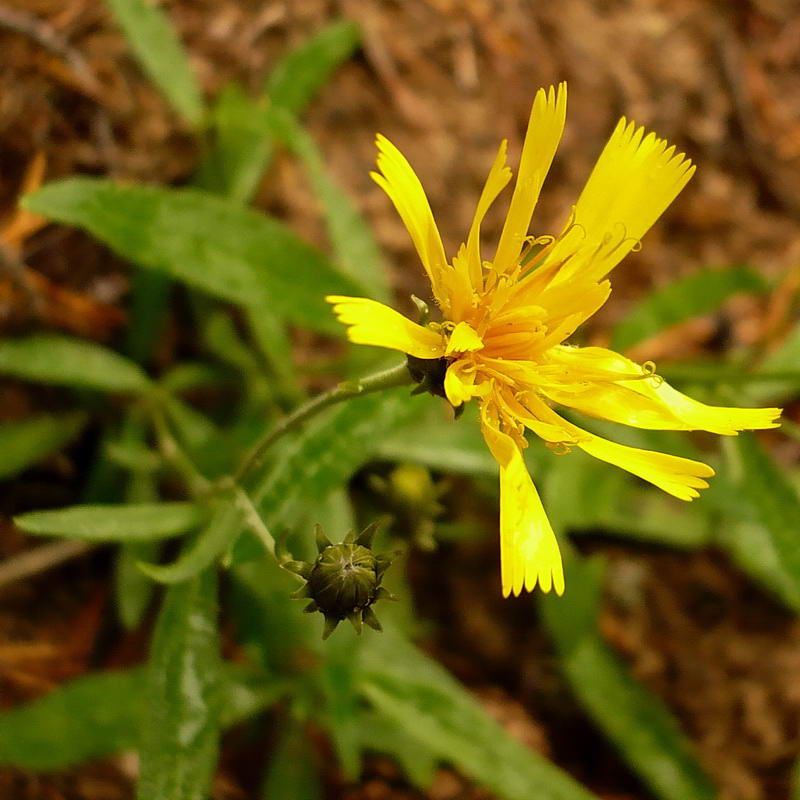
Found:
327,83 -> 781,598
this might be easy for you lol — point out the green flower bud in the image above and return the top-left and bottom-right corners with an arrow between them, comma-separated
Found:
370,464 -> 446,551
284,521 -> 395,639
308,542 -> 377,618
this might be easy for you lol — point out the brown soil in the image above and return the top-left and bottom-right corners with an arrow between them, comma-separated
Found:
1,1 -> 799,798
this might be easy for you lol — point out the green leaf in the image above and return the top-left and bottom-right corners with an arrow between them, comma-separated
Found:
271,109 -> 390,302
105,0 -> 204,126
0,669 -> 144,769
0,413 -> 86,479
116,439 -> 163,628
725,433 -> 800,609
0,334 -> 150,392
230,557 -> 319,673
197,21 -> 360,203
244,305 -> 299,401
163,395 -> 219,452
194,83 -> 273,201
718,519 -> 800,612
611,265 -> 768,352
137,568 -> 221,800
265,20 -> 361,114
543,449 -> 710,549
253,388 -> 422,530
540,557 -> 716,800
356,710 -> 438,789
260,719 -> 322,800
15,502 -> 205,542
138,500 -> 242,583
0,664 -> 276,770
319,627 -> 362,780
360,629 -> 596,800
117,540 -> 161,628
24,180 -> 364,335
746,323 -> 800,404
375,403 -> 498,476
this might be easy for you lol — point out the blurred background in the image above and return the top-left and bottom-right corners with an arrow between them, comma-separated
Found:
1,1 -> 799,799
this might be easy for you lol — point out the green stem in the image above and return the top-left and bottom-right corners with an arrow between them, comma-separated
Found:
150,403 -> 212,496
233,361 -> 413,483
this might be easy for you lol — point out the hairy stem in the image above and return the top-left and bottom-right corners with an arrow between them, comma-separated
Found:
233,360 -> 413,483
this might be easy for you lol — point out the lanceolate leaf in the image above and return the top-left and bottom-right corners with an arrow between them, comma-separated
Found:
355,711 -> 438,789
137,569 -> 221,800
360,629 -> 597,800
265,20 -> 361,114
138,501 -> 242,584
0,669 -> 143,770
0,334 -> 150,392
260,719 -> 323,800
197,20 -> 361,203
376,403 -> 498,476
540,557 -> 716,800
253,387 -> 422,529
105,0 -> 204,126
271,109 -> 390,302
726,433 -> 800,607
194,83 -> 274,201
0,664 -> 275,770
15,502 -> 205,542
24,180 -> 364,335
0,413 -> 86,479
745,323 -> 800,404
611,265 -> 768,352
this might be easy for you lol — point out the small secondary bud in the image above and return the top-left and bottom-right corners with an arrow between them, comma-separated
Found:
284,522 -> 395,639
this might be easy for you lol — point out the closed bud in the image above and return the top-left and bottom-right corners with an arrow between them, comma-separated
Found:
285,522 -> 395,639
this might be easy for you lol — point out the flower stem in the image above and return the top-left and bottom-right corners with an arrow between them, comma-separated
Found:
233,361 -> 413,484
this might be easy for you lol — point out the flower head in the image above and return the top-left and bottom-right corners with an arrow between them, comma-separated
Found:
327,83 -> 781,598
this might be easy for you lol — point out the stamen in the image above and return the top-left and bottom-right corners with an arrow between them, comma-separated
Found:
547,441 -> 572,455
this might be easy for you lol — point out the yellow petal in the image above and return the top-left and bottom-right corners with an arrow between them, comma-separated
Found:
443,359 -> 490,407
548,118 -> 695,284
544,346 -> 781,435
481,404 -> 565,596
371,135 -> 449,303
577,432 -> 715,501
445,321 -> 484,356
522,394 -> 715,501
465,140 -> 512,286
326,295 -> 445,359
494,83 -> 567,274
